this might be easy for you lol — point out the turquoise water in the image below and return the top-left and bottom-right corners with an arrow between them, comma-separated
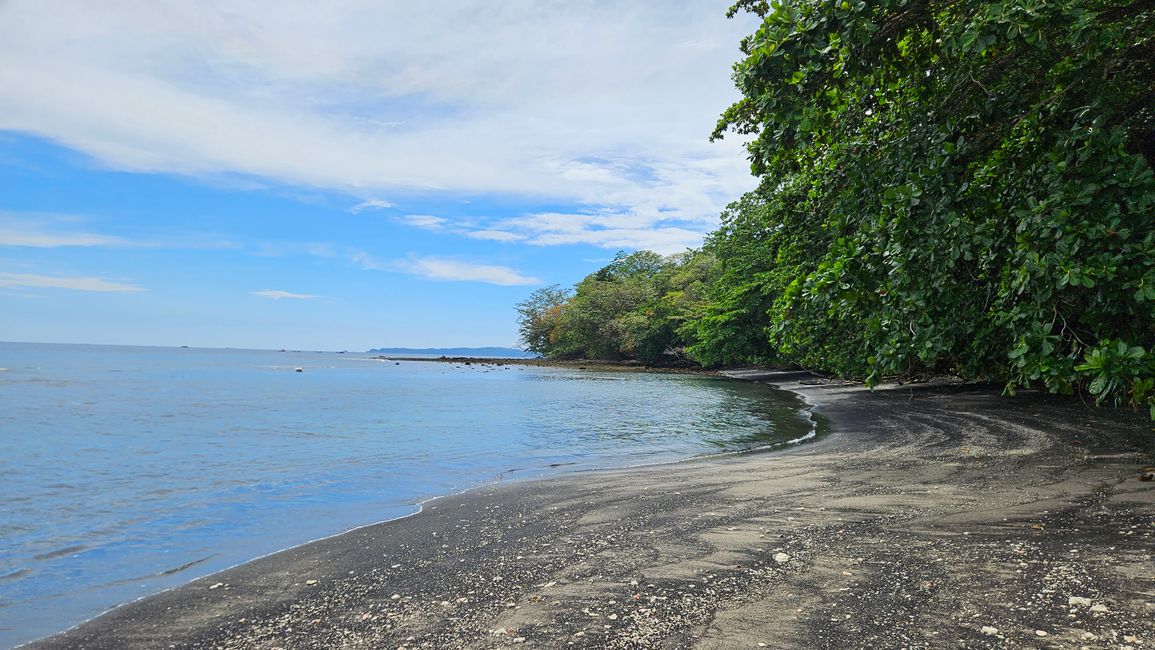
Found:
0,342 -> 815,647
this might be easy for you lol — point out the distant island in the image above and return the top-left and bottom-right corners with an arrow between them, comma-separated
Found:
365,347 -> 538,359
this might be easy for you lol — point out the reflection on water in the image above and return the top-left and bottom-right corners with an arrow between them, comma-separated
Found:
0,342 -> 817,646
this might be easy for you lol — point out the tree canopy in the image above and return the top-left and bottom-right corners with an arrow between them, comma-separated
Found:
516,251 -> 716,364
517,0 -> 1154,416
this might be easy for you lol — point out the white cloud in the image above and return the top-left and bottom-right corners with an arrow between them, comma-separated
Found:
394,204 -> 712,252
274,245 -> 540,286
397,214 -> 448,231
0,1 -> 760,245
348,249 -> 387,271
479,207 -> 715,254
393,256 -> 539,286
349,199 -> 394,214
0,212 -> 239,250
0,226 -> 129,248
0,272 -> 144,292
303,242 -> 337,257
526,224 -> 705,255
251,289 -> 321,300
254,241 -> 338,258
465,229 -> 526,243
0,213 -> 132,247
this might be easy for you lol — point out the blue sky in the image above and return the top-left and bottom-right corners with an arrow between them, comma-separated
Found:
0,2 -> 760,351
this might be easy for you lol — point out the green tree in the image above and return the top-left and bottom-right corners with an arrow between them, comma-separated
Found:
629,250 -> 719,364
708,0 -> 1155,411
514,251 -> 718,364
559,251 -> 667,359
515,284 -> 572,355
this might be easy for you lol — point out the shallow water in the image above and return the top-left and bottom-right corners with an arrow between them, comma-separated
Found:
0,342 -> 815,647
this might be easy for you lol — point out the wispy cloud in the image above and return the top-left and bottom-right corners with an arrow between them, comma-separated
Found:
0,212 -> 239,250
393,205 -> 706,252
424,207 -> 713,254
523,224 -> 705,254
464,229 -> 526,243
251,289 -> 322,300
348,249 -> 388,271
0,272 -> 145,292
397,214 -> 448,231
253,241 -> 338,258
347,248 -> 536,285
0,213 -> 133,248
349,199 -> 394,214
495,207 -> 713,254
0,227 -> 130,248
393,256 -> 539,286
373,156 -> 749,253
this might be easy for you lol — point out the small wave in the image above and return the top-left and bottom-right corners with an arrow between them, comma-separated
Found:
32,545 -> 86,561
157,556 -> 214,577
95,555 -> 216,587
0,568 -> 32,583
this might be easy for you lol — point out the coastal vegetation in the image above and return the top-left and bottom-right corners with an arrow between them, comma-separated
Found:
517,0 -> 1155,415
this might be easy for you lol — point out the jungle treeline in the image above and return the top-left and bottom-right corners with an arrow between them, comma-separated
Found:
517,0 -> 1155,415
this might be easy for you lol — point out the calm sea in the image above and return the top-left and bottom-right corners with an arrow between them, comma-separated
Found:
0,342 -> 816,647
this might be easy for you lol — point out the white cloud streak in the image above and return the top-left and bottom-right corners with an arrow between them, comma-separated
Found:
395,208 -> 712,254
253,241 -> 338,258
349,199 -> 394,214
0,272 -> 145,292
0,213 -> 134,247
393,256 -> 539,286
348,248 -> 536,285
0,212 -> 239,250
394,206 -> 708,253
489,208 -> 714,254
348,249 -> 387,271
397,214 -> 448,230
251,289 -> 322,300
0,1 -> 760,247
0,227 -> 130,248
465,229 -> 526,243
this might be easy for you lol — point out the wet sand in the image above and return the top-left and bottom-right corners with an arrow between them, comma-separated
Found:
31,371 -> 1154,649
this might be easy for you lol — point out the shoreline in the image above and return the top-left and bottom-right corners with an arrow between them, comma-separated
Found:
30,371 -> 1155,649
375,355 -> 725,375
20,372 -> 823,648
12,365 -> 816,648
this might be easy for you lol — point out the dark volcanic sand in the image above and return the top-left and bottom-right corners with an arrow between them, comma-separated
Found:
30,371 -> 1154,649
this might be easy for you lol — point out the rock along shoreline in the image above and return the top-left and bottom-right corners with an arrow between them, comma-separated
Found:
29,370 -> 1154,649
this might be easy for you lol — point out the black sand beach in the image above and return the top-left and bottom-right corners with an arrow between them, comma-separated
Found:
30,371 -> 1154,649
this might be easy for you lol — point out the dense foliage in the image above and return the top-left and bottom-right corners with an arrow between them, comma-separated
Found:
516,251 -> 716,364
518,0 -> 1155,415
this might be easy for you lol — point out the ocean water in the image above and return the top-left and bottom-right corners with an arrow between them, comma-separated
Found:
0,342 -> 816,647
